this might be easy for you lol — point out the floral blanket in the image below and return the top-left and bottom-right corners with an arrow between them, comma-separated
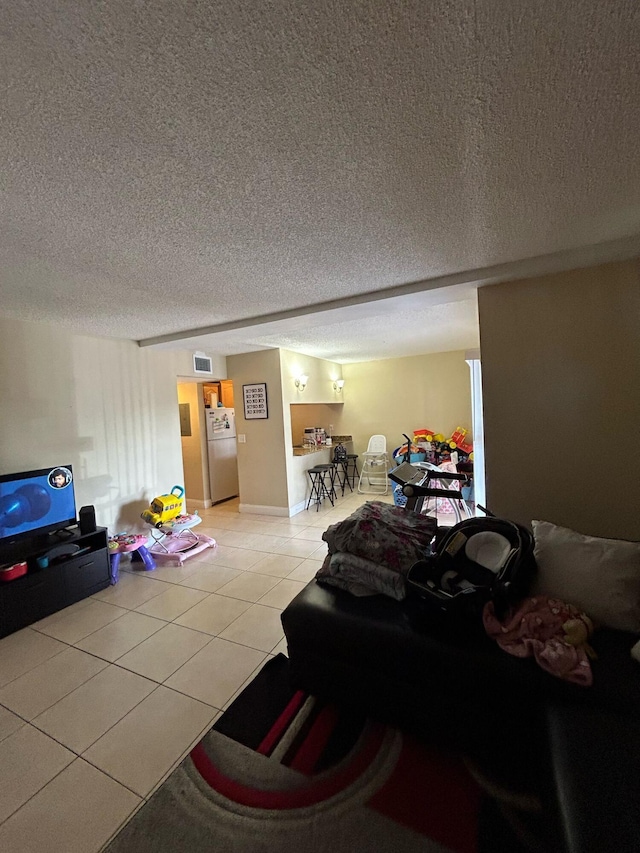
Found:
483,595 -> 594,686
316,501 -> 437,599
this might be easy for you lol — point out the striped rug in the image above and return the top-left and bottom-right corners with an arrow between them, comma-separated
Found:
106,655 -> 531,853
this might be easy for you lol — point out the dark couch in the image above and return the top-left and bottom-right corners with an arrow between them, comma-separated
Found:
281,580 -> 640,853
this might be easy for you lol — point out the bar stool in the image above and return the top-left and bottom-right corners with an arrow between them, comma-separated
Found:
317,463 -> 338,504
332,458 -> 350,496
306,465 -> 335,511
345,454 -> 359,489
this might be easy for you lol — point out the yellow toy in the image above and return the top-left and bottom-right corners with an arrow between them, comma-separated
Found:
563,614 -> 597,660
141,486 -> 185,528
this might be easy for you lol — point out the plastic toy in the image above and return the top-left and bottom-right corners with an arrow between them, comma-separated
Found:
108,533 -> 156,584
413,428 -> 436,441
563,614 -> 597,660
449,426 -> 474,456
141,486 -> 185,528
163,513 -> 203,533
108,533 -> 148,553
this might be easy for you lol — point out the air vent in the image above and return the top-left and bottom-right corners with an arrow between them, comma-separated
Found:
193,353 -> 213,374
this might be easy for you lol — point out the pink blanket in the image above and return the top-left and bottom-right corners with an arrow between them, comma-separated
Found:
483,596 -> 593,686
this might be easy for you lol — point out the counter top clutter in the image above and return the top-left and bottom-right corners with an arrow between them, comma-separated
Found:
293,435 -> 352,456
293,446 -> 328,456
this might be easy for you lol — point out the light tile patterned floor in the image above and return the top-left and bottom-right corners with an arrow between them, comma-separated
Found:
0,486 -> 395,851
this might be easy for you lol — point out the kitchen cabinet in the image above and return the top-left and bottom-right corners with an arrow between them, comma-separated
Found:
219,380 -> 234,407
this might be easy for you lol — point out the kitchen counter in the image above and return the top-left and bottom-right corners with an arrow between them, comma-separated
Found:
288,437 -> 355,513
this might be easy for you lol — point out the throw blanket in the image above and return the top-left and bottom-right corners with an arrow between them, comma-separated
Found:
483,596 -> 594,686
316,501 -> 437,600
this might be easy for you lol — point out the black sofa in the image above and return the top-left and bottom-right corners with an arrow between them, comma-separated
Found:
281,580 -> 640,853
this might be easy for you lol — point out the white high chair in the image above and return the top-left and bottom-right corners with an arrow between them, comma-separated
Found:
358,434 -> 390,494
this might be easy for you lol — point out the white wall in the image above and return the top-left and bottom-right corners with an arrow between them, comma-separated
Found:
0,317 -> 222,533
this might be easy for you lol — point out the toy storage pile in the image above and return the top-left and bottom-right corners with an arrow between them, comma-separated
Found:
391,426 -> 474,510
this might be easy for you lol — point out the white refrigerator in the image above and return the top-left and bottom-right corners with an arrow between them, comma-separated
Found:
206,408 -> 239,503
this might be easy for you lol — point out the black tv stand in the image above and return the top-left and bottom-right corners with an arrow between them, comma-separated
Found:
0,526 -> 111,639
50,527 -> 76,541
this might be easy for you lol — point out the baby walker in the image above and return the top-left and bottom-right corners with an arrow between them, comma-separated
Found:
141,486 -> 217,566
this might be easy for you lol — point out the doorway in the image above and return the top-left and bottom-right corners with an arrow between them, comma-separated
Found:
176,379 -> 239,509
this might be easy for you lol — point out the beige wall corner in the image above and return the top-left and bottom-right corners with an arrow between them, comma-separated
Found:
478,258 -> 640,539
227,349 -> 289,511
342,351 -> 473,459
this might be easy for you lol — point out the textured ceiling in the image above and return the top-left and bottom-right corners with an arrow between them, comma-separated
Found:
1,1 -> 640,358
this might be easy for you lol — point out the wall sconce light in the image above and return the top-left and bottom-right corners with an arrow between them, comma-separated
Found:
295,374 -> 308,392
333,379 -> 345,392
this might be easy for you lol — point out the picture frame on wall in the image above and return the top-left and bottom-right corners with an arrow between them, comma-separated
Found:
243,383 -> 268,419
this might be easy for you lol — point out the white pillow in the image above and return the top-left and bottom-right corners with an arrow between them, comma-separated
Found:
532,520 -> 640,633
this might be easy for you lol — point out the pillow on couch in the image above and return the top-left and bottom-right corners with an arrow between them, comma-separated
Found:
532,520 -> 640,633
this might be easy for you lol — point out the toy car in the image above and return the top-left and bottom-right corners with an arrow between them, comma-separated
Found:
141,486 -> 185,528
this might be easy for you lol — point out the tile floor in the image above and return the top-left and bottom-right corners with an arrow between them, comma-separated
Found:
0,485 -> 402,852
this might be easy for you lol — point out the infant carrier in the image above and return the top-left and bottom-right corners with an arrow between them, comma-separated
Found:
406,516 -> 536,619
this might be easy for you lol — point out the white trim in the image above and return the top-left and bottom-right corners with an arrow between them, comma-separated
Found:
465,357 -> 486,511
186,498 -> 213,509
239,503 -> 290,517
288,500 -> 307,517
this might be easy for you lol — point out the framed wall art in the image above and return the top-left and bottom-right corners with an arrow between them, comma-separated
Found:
243,383 -> 268,419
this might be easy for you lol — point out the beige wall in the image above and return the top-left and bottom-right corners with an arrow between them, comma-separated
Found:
0,316 -> 222,532
280,350 -> 344,407
478,258 -> 640,539
177,382 -> 208,503
226,349 -> 289,512
342,351 -> 472,459
280,350 -> 344,511
228,347 -> 472,513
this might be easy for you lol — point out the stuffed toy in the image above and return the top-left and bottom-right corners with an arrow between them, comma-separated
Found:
562,614 -> 597,660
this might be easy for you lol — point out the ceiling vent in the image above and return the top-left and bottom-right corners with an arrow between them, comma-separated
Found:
193,352 -> 213,374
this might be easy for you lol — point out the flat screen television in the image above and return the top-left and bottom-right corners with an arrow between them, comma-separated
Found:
0,465 -> 77,548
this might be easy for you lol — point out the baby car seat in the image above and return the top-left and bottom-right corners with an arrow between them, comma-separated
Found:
406,517 -> 536,619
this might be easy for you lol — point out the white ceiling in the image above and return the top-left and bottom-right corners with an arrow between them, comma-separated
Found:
1,1 -> 639,361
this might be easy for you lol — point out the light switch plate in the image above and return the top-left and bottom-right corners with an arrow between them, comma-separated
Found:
238,434 -> 246,443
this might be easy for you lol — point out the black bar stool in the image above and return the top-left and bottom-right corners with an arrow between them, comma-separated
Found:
317,463 -> 337,503
332,455 -> 352,496
345,454 -> 359,489
306,465 -> 335,511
